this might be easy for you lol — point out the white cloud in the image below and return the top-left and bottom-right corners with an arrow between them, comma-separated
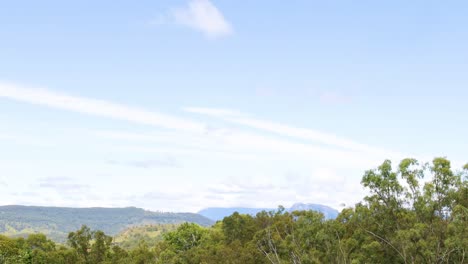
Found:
108,156 -> 181,169
184,106 -> 405,157
319,91 -> 351,104
93,130 -> 182,143
0,82 -> 205,133
172,0 -> 233,38
198,172 -> 364,211
38,177 -> 90,194
97,129 -> 382,169
183,107 -> 243,117
0,134 -> 14,141
0,82 -> 390,168
0,81 -> 405,211
0,133 -> 52,147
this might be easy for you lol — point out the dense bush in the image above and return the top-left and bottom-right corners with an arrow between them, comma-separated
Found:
0,157 -> 466,264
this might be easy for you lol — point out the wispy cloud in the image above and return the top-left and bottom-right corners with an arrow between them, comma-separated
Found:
202,169 -> 365,210
0,82 -> 396,169
183,107 -> 243,117
98,128 -> 383,169
0,133 -> 52,147
184,106 -> 403,157
108,156 -> 181,169
319,91 -> 352,105
207,182 -> 275,195
38,177 -> 90,194
0,81 -> 405,211
171,0 -> 233,38
0,82 -> 204,132
112,191 -> 201,211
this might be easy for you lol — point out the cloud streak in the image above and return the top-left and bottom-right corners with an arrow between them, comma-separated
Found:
319,91 -> 352,105
0,81 -> 405,211
183,107 -> 243,117
0,82 -> 205,132
0,133 -> 52,147
184,106 -> 403,157
38,177 -> 90,193
172,0 -> 233,38
108,156 -> 181,169
0,82 -> 397,169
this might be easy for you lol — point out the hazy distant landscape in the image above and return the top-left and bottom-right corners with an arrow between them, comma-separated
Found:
1,158 -> 466,263
0,206 -> 213,242
1,0 -> 467,263
0,203 -> 338,243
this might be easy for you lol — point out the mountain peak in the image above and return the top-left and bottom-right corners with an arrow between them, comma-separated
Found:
198,203 -> 339,221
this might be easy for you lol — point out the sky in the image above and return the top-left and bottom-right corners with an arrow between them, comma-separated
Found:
0,0 -> 467,212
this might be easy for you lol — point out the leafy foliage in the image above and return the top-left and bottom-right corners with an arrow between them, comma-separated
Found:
0,157 -> 466,264
113,224 -> 179,250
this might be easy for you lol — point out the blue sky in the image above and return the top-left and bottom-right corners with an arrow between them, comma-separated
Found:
0,0 -> 467,212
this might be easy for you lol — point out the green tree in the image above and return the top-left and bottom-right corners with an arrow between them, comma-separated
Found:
91,230 -> 112,263
68,225 -> 93,263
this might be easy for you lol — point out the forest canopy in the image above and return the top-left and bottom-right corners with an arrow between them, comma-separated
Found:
0,157 -> 466,264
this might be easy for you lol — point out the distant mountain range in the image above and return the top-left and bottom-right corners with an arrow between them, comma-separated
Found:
0,204 -> 339,243
198,203 -> 339,221
0,205 -> 213,242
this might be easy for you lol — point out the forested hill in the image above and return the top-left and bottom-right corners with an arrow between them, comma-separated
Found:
0,205 -> 213,242
198,202 -> 339,221
0,158 -> 466,263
